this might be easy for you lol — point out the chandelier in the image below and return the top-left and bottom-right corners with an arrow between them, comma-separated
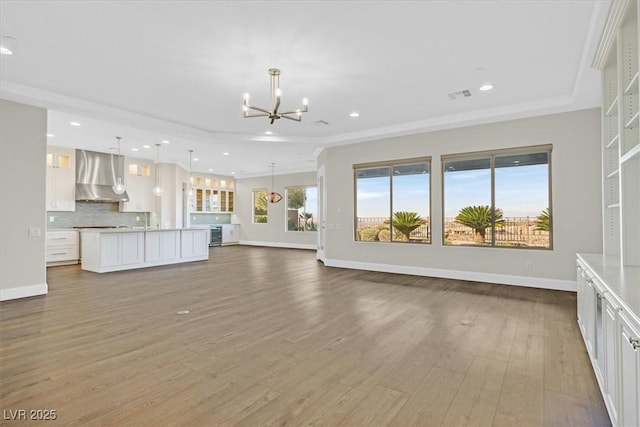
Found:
242,68 -> 309,124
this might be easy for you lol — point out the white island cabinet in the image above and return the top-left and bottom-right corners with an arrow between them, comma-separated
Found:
81,228 -> 208,273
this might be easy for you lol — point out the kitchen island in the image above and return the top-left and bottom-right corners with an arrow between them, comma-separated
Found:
81,228 -> 209,273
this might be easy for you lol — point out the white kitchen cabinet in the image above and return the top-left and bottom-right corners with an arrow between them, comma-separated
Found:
81,229 -> 208,273
100,232 -> 144,267
222,224 -> 239,245
181,229 -> 209,258
120,157 -> 154,212
619,311 -> 640,427
145,230 -> 180,262
46,230 -> 79,266
46,146 -> 75,211
190,174 -> 235,213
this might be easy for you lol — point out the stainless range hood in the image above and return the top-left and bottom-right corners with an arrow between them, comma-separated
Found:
75,149 -> 129,202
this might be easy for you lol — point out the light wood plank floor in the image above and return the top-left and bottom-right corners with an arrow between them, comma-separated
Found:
1,246 -> 610,426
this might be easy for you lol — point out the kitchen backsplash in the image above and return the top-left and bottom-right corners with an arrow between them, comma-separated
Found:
47,202 -> 150,229
190,213 -> 231,225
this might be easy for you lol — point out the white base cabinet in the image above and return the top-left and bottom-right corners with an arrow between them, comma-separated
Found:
81,228 -> 208,273
577,254 -> 640,427
222,224 -> 240,245
46,230 -> 79,266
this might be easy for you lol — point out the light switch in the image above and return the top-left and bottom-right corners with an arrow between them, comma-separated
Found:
28,227 -> 41,237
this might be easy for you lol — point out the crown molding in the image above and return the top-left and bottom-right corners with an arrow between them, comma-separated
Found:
592,0 -> 629,69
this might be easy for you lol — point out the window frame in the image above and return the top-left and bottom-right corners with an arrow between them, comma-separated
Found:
252,188 -> 268,224
284,185 -> 318,232
353,156 -> 432,244
441,144 -> 553,250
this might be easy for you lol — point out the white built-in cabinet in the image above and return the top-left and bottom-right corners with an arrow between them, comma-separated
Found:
46,145 -> 75,211
181,229 -> 209,258
46,230 -> 79,266
145,230 -> 180,262
189,175 -> 235,213
222,224 -> 240,245
120,157 -> 154,212
579,3 -> 640,426
81,228 -> 209,273
577,256 -> 640,427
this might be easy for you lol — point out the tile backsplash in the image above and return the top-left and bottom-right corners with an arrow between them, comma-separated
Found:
47,202 -> 148,229
190,213 -> 231,225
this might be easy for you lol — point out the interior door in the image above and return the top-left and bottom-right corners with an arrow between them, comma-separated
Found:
317,166 -> 326,262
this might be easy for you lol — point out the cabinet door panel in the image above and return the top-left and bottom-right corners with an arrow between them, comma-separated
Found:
619,313 -> 640,427
100,234 -> 120,267
145,232 -> 162,262
120,233 -> 144,265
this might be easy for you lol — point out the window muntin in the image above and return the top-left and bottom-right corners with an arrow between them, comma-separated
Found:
252,188 -> 268,223
443,146 -> 551,249
354,159 -> 430,243
286,186 -> 318,232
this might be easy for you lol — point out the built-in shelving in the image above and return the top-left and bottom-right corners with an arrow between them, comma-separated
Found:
624,110 -> 639,129
606,97 -> 619,117
624,71 -> 639,95
621,143 -> 640,163
606,169 -> 620,179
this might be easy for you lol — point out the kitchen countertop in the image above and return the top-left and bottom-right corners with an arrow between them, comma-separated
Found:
78,227 -> 210,233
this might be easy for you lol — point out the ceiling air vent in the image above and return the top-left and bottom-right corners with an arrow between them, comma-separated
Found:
313,120 -> 330,126
448,89 -> 472,101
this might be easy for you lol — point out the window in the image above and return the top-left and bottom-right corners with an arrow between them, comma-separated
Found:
285,186 -> 318,231
354,158 -> 430,243
443,145 -> 552,249
252,188 -> 268,223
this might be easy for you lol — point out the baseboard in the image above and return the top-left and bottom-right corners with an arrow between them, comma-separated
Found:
323,258 -> 576,292
239,241 -> 316,250
0,283 -> 48,301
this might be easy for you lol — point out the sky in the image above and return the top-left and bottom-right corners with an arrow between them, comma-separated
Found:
356,164 -> 548,219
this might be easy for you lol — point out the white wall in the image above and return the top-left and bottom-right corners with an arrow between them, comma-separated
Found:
236,171 -> 317,249
319,108 -> 602,291
0,100 -> 47,301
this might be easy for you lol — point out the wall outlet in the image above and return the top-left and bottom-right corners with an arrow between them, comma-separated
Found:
49,216 -> 54,222
524,261 -> 533,270
28,227 -> 41,237
192,216 -> 196,221
136,216 -> 140,221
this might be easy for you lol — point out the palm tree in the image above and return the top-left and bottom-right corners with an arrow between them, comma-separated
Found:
455,205 -> 504,244
389,211 -> 427,241
534,208 -> 550,231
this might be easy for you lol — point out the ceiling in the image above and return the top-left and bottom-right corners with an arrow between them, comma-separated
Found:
0,1 -> 608,177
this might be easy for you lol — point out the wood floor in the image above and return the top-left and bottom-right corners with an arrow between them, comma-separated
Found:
1,246 -> 609,426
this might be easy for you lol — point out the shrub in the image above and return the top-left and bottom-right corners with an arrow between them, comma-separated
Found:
359,227 -> 379,241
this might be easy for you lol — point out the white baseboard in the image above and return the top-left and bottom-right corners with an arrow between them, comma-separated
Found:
324,258 -> 576,292
0,283 -> 48,301
239,241 -> 316,250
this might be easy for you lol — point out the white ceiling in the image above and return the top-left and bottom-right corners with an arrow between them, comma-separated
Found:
0,0 -> 607,177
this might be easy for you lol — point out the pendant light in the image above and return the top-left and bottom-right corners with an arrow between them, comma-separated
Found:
151,143 -> 164,196
112,136 -> 126,195
265,162 -> 282,203
187,150 -> 194,197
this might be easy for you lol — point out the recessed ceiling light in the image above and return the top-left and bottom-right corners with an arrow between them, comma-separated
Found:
0,46 -> 12,55
142,145 -> 151,149
162,140 -> 170,144
265,131 -> 273,135
223,152 -> 230,156
46,133 -> 55,138
231,172 -> 235,175
69,121 -> 81,127
479,84 -> 493,91
193,158 -> 199,161
131,148 -> 139,152
208,168 -> 214,172
350,112 -> 360,118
